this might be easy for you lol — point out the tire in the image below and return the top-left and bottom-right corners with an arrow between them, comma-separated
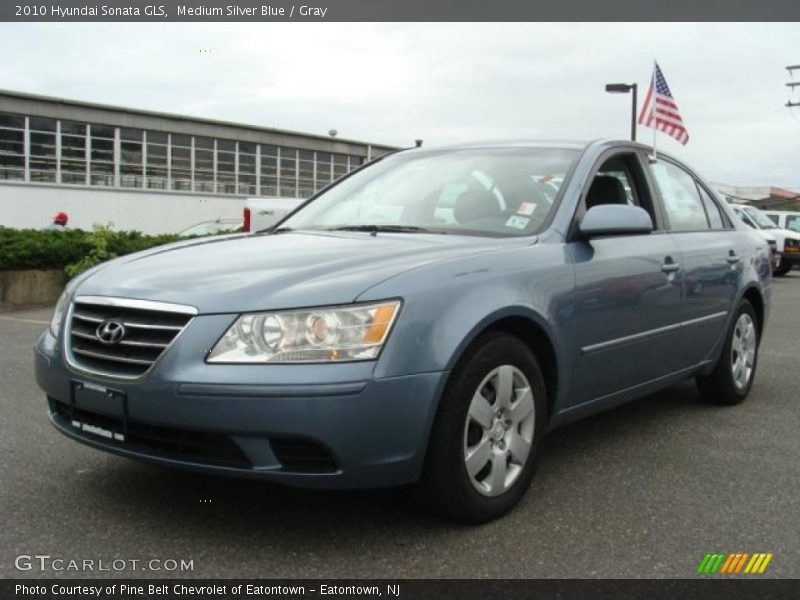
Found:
416,332 -> 548,524
696,300 -> 760,405
773,259 -> 792,277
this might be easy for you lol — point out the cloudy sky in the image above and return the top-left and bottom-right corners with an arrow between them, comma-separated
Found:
1,22 -> 798,189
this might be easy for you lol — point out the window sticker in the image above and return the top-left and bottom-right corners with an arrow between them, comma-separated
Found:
505,215 -> 530,230
517,202 -> 537,216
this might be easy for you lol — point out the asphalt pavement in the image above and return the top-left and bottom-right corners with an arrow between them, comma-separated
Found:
2,274 -> 799,579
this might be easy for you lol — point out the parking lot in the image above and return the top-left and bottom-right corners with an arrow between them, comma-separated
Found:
2,274 -> 799,579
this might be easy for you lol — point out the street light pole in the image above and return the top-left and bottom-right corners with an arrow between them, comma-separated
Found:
605,83 -> 638,141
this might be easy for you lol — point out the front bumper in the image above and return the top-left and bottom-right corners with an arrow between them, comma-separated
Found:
34,329 -> 448,489
779,247 -> 800,265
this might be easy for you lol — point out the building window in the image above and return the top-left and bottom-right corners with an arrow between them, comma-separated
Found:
315,152 -> 332,192
259,145 -> 278,196
333,153 -> 348,181
0,109 -> 384,195
194,136 -> 214,192
28,117 -> 57,183
60,120 -> 87,185
238,142 -> 256,195
89,124 -> 115,186
146,131 -> 168,190
298,149 -> 314,198
216,139 -> 236,194
120,128 -> 143,188
279,147 -> 297,197
0,113 -> 25,181
349,155 -> 364,171
170,134 -> 191,191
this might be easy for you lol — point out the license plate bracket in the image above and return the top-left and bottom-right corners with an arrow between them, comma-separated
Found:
69,380 -> 128,442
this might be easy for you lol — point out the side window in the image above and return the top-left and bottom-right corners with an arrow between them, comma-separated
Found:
765,213 -> 780,226
583,154 -> 656,224
594,169 -> 635,205
734,209 -> 756,229
649,161 -> 709,232
786,215 -> 800,232
697,186 -> 726,230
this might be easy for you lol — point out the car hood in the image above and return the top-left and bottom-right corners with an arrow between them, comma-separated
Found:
76,231 -> 523,313
775,227 -> 800,241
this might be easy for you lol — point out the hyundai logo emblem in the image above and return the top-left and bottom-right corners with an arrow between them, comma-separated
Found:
96,320 -> 126,345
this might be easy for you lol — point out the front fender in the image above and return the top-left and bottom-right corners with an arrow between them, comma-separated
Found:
359,243 -> 575,387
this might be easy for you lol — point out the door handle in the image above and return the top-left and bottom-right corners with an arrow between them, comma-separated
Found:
661,258 -> 680,274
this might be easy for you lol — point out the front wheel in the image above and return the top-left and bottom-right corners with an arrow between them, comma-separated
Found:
696,300 -> 760,405
416,332 -> 547,524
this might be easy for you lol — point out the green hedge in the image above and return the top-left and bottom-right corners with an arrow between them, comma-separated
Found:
0,226 -> 184,278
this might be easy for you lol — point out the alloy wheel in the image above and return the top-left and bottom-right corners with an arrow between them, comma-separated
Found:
731,313 -> 757,391
463,365 -> 536,497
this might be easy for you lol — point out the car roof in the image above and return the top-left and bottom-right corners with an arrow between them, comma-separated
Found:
419,140 -> 591,151
393,138 -> 670,158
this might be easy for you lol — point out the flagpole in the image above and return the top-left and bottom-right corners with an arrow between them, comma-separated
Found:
652,117 -> 657,162
650,59 -> 658,162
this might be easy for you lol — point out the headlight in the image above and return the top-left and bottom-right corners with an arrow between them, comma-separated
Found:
50,289 -> 70,338
207,300 -> 401,363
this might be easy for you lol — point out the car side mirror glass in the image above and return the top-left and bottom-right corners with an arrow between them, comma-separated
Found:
579,204 -> 654,237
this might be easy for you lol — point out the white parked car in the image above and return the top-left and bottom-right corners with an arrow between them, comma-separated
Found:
731,205 -> 799,276
243,197 -> 305,232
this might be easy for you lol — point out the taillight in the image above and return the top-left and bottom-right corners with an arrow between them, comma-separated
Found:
243,207 -> 251,232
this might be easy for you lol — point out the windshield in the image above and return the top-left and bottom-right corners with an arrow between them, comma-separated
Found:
281,148 -> 580,237
742,207 -> 776,229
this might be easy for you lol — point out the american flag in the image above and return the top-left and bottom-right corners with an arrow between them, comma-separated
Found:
638,62 -> 690,145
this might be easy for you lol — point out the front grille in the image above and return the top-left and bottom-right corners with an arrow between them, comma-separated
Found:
67,297 -> 195,378
271,437 -> 338,473
50,399 -> 252,468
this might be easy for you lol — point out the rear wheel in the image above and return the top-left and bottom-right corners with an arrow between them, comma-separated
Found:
417,332 -> 547,524
696,300 -> 759,405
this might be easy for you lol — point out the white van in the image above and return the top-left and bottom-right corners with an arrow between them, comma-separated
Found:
763,210 -> 800,234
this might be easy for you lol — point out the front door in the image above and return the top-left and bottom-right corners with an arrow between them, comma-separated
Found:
564,152 -> 686,407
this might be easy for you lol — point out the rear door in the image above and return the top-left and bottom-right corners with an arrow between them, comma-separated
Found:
564,150 -> 685,407
645,158 -> 740,366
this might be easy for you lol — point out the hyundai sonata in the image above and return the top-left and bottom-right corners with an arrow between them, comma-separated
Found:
35,140 -> 771,522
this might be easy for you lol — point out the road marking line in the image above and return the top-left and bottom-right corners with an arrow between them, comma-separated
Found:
0,316 -> 50,325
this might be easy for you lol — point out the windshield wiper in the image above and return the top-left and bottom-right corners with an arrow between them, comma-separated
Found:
323,225 -> 443,235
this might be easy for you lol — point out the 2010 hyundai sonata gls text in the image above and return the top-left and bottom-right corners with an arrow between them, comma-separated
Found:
35,140 -> 771,523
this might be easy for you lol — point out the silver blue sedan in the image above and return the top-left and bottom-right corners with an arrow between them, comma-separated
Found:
35,140 -> 771,523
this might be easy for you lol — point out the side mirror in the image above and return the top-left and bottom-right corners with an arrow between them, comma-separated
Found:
579,204 -> 654,237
